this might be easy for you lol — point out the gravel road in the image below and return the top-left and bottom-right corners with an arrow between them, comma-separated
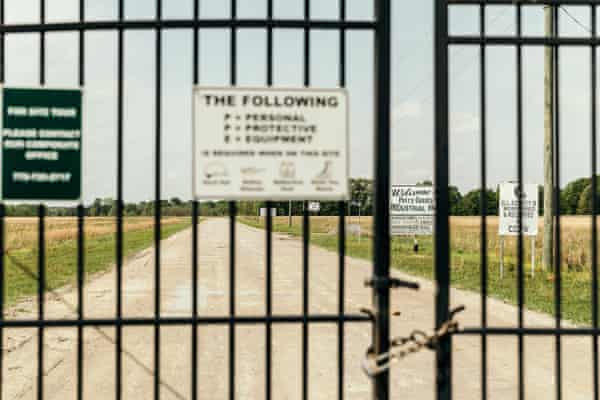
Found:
3,218 -> 596,399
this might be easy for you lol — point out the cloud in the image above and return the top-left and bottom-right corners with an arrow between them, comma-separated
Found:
450,111 -> 479,135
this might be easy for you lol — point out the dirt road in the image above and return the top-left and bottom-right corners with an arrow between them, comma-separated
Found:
3,218 -> 597,399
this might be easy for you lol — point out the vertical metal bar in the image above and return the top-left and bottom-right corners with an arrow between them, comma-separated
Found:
434,0 -> 451,399
77,1 -> 85,392
373,0 -> 392,400
373,1 -> 392,399
0,204 -> 4,400
37,205 -> 45,400
154,1 -> 163,399
591,6 -> 599,400
193,0 -> 199,86
77,0 -> 86,381
37,2 -> 46,398
302,2 -> 310,399
515,5 -> 525,400
0,2 -> 5,400
478,4 -> 488,400
553,6 -> 562,400
116,1 -> 124,398
302,202 -> 309,400
265,199 -> 272,400
78,0 -> 85,87
337,201 -> 346,400
338,2 -> 347,399
191,2 -> 200,400
76,205 -> 84,400
0,0 -> 4,84
266,2 -> 273,399
40,0 -> 45,85
228,201 -> 236,400
191,200 -> 199,400
229,3 -> 237,399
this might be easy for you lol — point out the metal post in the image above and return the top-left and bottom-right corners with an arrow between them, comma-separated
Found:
289,200 -> 292,227
373,0 -> 392,398
434,0 -> 451,398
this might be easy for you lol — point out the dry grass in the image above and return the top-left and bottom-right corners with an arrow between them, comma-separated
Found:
253,215 -> 598,270
4,216 -> 188,253
3,216 -> 191,305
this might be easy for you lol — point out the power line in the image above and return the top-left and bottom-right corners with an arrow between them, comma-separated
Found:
558,6 -> 592,35
396,5 -> 593,116
396,8 -> 512,110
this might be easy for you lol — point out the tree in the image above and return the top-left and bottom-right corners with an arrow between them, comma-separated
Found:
562,177 -> 589,215
169,197 -> 183,206
460,189 -> 498,216
577,178 -> 600,214
350,178 -> 373,215
449,185 -> 464,215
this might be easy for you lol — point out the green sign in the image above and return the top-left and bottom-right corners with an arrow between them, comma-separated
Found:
2,88 -> 82,200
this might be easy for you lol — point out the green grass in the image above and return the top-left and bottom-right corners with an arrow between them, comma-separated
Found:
5,221 -> 190,305
239,217 -> 596,325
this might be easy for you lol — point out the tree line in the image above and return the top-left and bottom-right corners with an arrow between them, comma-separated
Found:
3,175 -> 599,217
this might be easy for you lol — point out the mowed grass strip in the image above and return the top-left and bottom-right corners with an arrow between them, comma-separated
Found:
240,215 -> 599,325
5,217 -> 190,305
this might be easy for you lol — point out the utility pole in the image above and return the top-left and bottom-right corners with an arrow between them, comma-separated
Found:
543,5 -> 554,271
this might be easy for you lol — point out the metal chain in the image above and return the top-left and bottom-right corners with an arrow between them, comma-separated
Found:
362,306 -> 464,377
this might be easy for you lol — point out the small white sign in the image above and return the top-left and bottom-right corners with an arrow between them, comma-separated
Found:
390,185 -> 434,236
259,207 -> 277,217
499,182 -> 538,236
193,87 -> 349,200
308,201 -> 320,212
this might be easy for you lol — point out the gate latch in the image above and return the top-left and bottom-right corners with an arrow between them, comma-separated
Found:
361,305 -> 465,377
364,276 -> 419,291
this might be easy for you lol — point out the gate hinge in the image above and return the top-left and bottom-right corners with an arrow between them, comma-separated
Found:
364,276 -> 419,290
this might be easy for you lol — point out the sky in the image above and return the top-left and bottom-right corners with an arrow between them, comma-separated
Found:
2,0 -> 598,203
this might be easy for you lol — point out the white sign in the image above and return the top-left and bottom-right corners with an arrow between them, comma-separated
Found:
498,182 -> 538,236
193,87 -> 349,200
259,207 -> 277,217
390,185 -> 434,235
308,201 -> 320,212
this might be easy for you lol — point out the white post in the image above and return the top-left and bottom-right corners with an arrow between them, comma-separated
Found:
499,235 -> 505,279
531,236 -> 536,278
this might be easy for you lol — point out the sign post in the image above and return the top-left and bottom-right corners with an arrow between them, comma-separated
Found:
193,87 -> 349,201
1,87 -> 82,201
498,182 -> 538,278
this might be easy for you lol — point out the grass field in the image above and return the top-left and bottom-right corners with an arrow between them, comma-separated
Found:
5,216 -> 190,305
240,215 -> 600,325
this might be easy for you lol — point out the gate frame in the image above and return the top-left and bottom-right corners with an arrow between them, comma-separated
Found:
0,1 -> 393,400
436,1 -> 600,400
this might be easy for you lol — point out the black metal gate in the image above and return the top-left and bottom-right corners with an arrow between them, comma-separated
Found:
436,1 -> 600,399
0,1 -> 396,400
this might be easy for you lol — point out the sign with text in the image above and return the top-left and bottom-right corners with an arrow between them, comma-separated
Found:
390,185 -> 434,235
498,182 -> 538,236
193,87 -> 348,200
2,87 -> 82,200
